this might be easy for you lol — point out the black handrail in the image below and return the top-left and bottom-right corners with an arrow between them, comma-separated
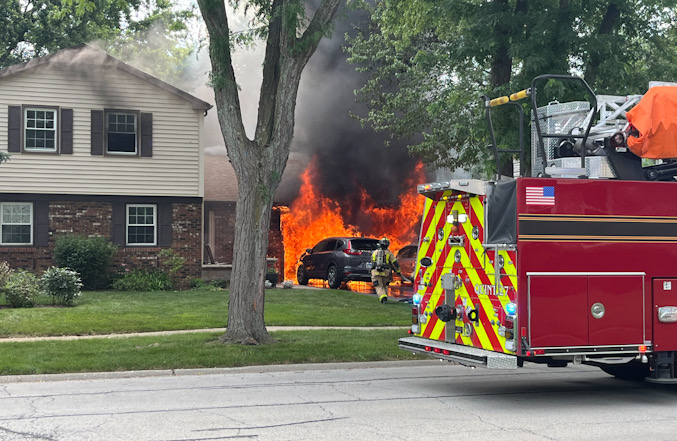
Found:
530,75 -> 597,177
482,95 -> 526,181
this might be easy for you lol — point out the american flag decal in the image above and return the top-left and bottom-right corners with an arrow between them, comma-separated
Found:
526,186 -> 555,205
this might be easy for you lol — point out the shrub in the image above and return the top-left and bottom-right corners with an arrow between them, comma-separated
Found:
209,279 -> 229,289
189,277 -> 207,289
41,267 -> 83,306
188,278 -> 228,291
3,270 -> 41,308
112,269 -> 172,291
158,249 -> 185,276
54,235 -> 117,290
0,261 -> 13,288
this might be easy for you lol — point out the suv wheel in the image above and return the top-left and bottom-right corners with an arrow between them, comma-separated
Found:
326,265 -> 342,289
297,265 -> 309,285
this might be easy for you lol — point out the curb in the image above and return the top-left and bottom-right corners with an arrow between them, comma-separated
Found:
0,360 -> 441,384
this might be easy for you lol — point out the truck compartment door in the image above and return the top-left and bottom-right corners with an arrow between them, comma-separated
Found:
588,275 -> 644,346
529,275 -> 588,347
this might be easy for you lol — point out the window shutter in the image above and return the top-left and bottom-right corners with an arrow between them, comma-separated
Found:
140,112 -> 153,157
91,110 -> 104,155
158,203 -> 172,247
8,106 -> 21,152
112,203 -> 125,246
35,201 -> 50,247
61,109 -> 73,154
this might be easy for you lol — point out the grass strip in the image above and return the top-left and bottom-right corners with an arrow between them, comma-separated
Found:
0,329 -> 427,376
0,289 -> 412,337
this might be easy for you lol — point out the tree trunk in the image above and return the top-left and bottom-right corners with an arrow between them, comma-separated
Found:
584,3 -> 620,87
222,169 -> 277,345
198,0 -> 342,345
489,0 -> 513,89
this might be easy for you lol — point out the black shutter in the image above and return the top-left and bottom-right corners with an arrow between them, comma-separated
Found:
8,106 -> 21,152
91,110 -> 104,155
34,201 -> 50,247
60,108 -> 73,154
140,112 -> 152,157
111,203 -> 125,246
158,203 -> 172,247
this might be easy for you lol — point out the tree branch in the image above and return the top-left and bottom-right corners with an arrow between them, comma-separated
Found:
197,0 -> 249,151
254,0 -> 284,147
296,0 -> 342,62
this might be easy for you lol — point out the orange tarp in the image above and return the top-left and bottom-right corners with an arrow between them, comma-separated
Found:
626,86 -> 677,159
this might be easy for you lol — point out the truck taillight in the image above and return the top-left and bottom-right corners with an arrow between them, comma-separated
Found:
411,305 -> 420,333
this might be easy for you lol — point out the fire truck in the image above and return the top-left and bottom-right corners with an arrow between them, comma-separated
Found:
399,75 -> 677,382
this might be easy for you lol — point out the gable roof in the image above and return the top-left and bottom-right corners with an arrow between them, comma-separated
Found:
0,44 -> 212,111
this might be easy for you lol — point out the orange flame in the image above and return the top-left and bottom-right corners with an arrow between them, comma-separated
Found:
281,157 -> 426,281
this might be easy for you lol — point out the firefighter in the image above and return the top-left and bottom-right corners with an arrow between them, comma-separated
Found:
371,237 -> 403,303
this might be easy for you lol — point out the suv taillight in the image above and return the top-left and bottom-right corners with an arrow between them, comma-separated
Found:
343,240 -> 362,255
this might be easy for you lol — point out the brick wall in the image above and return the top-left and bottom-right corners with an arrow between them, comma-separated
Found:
0,199 -> 202,285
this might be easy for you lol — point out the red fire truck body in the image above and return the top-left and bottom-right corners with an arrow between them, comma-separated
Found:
399,76 -> 677,381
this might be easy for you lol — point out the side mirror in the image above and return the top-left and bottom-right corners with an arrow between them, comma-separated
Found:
306,248 -> 312,254
420,256 -> 433,268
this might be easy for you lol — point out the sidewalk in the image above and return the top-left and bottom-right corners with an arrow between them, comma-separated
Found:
0,326 -> 408,343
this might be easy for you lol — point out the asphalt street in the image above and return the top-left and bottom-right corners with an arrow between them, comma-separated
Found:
3,360 -> 677,441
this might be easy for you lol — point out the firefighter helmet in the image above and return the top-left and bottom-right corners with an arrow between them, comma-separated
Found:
379,237 -> 390,249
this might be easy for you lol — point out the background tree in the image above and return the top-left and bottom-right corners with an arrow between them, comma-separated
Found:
0,0 -> 195,80
345,0 -> 677,176
197,0 -> 343,345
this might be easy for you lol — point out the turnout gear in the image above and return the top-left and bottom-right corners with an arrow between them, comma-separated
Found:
371,238 -> 402,303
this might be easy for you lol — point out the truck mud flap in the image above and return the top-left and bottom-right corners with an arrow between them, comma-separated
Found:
399,336 -> 517,369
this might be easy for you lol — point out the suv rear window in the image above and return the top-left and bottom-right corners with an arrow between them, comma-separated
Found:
350,239 -> 379,250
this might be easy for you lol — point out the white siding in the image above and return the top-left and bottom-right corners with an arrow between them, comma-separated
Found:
0,65 -> 205,197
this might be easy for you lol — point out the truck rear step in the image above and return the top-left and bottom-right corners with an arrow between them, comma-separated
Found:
399,336 -> 518,369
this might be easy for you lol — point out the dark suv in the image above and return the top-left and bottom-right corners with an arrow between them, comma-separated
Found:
297,237 -> 380,289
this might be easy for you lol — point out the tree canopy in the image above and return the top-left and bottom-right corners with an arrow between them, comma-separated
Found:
345,0 -> 677,175
0,0 -> 196,83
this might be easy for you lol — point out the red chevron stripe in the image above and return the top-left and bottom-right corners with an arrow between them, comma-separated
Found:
421,207 -> 451,306
420,199 -> 436,244
421,295 -> 443,339
462,277 -> 503,352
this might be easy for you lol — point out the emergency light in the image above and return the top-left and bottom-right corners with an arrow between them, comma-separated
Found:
506,303 -> 517,316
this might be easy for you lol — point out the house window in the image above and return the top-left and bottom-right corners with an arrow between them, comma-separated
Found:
1,202 -> 33,245
24,108 -> 57,152
127,204 -> 156,245
106,111 -> 138,154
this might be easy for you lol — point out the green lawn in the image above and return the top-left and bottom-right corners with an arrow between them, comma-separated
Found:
0,287 -> 425,375
0,329 -> 425,376
0,288 -> 412,337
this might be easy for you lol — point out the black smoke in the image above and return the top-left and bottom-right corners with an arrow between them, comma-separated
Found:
290,3 -> 420,218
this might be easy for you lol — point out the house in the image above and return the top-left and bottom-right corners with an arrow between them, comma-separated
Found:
0,45 -> 211,282
203,149 -> 308,280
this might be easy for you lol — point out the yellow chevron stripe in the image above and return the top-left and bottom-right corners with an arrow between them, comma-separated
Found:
419,193 -> 519,353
